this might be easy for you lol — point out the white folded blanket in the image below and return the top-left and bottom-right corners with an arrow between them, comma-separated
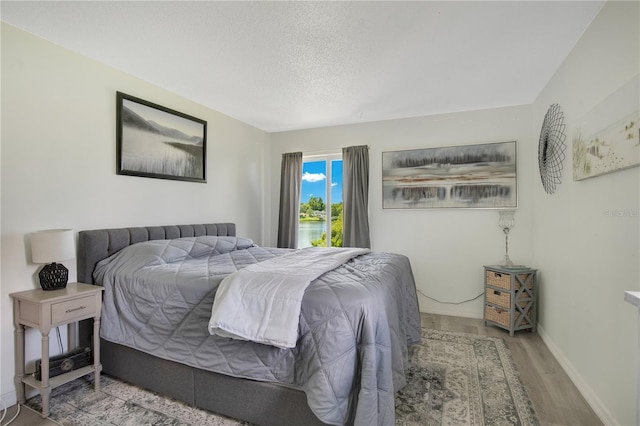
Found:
208,247 -> 369,349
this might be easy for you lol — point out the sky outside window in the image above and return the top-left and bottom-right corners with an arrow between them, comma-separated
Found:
331,160 -> 343,204
301,160 -> 343,203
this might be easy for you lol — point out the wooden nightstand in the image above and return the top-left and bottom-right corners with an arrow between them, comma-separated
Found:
483,265 -> 537,336
10,282 -> 104,418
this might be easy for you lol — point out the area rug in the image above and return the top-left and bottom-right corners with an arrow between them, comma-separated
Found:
25,329 -> 538,425
395,329 -> 538,426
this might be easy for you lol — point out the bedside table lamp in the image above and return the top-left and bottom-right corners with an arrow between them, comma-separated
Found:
31,229 -> 75,291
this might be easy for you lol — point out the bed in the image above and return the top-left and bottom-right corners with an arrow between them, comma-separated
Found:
77,223 -> 421,426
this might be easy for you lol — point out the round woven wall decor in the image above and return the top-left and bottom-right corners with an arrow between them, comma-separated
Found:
538,103 -> 567,194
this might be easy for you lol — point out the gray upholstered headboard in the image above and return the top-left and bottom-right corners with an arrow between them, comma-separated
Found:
77,223 -> 236,284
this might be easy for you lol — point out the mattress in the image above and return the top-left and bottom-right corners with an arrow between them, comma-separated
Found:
94,236 -> 421,425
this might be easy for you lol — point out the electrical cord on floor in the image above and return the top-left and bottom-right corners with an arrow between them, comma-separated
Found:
0,397 -> 20,426
416,288 -> 484,304
0,398 -> 5,423
56,326 -> 64,354
1,402 -> 60,426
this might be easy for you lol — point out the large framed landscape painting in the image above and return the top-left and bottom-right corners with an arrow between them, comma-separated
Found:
382,141 -> 517,209
116,92 -> 207,183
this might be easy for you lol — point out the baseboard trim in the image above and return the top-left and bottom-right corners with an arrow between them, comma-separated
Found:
424,307 -> 484,320
537,323 -> 617,425
1,388 -> 17,409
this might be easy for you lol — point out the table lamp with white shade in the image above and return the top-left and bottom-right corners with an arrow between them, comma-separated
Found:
31,229 -> 75,291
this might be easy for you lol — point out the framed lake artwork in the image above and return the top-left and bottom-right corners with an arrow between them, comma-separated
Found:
573,75 -> 639,181
116,92 -> 207,183
382,141 -> 517,209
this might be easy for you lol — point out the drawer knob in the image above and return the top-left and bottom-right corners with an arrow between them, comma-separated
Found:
65,306 -> 86,314
493,290 -> 501,295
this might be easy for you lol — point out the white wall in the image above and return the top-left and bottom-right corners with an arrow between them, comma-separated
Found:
532,2 -> 639,425
269,105 -> 535,318
269,4 -> 640,424
0,23 -> 269,405
2,2 -> 638,423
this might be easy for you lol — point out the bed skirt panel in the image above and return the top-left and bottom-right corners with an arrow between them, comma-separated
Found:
101,339 -> 196,405
101,339 -> 327,425
194,367 -> 326,426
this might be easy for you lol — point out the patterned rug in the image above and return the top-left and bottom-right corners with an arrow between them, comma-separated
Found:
26,329 -> 538,425
396,329 -> 538,426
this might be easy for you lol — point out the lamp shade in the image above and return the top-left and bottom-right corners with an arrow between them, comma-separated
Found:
31,229 -> 75,264
498,210 -> 516,231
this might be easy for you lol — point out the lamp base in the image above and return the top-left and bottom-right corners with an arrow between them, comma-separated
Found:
500,264 -> 528,270
38,262 -> 69,291
501,255 -> 526,270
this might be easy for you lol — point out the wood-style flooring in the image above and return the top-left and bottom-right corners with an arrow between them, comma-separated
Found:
4,313 -> 602,426
1,403 -> 55,426
421,313 -> 602,426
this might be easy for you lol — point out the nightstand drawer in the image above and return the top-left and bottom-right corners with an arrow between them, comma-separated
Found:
486,288 -> 510,308
486,270 -> 511,290
51,295 -> 97,324
486,270 -> 533,291
485,304 -> 531,328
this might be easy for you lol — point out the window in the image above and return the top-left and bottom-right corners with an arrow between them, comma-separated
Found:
298,154 -> 343,248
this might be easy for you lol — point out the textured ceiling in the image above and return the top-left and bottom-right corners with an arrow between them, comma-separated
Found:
1,1 -> 604,132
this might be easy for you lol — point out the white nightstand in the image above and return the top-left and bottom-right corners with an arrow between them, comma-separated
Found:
10,282 -> 104,418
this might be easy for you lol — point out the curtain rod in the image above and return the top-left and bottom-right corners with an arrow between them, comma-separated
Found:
302,145 -> 370,158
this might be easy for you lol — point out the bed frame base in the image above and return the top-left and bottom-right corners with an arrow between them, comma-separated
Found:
102,340 -> 325,426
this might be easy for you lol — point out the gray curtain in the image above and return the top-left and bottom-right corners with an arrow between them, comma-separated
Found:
342,145 -> 371,248
277,152 -> 302,248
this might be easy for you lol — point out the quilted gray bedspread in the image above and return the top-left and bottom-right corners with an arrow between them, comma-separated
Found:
94,236 -> 421,426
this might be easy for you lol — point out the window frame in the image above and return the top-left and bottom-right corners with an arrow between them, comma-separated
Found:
301,152 -> 342,248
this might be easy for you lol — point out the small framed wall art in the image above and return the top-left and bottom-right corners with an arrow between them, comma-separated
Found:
382,141 -> 517,209
116,92 -> 207,183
